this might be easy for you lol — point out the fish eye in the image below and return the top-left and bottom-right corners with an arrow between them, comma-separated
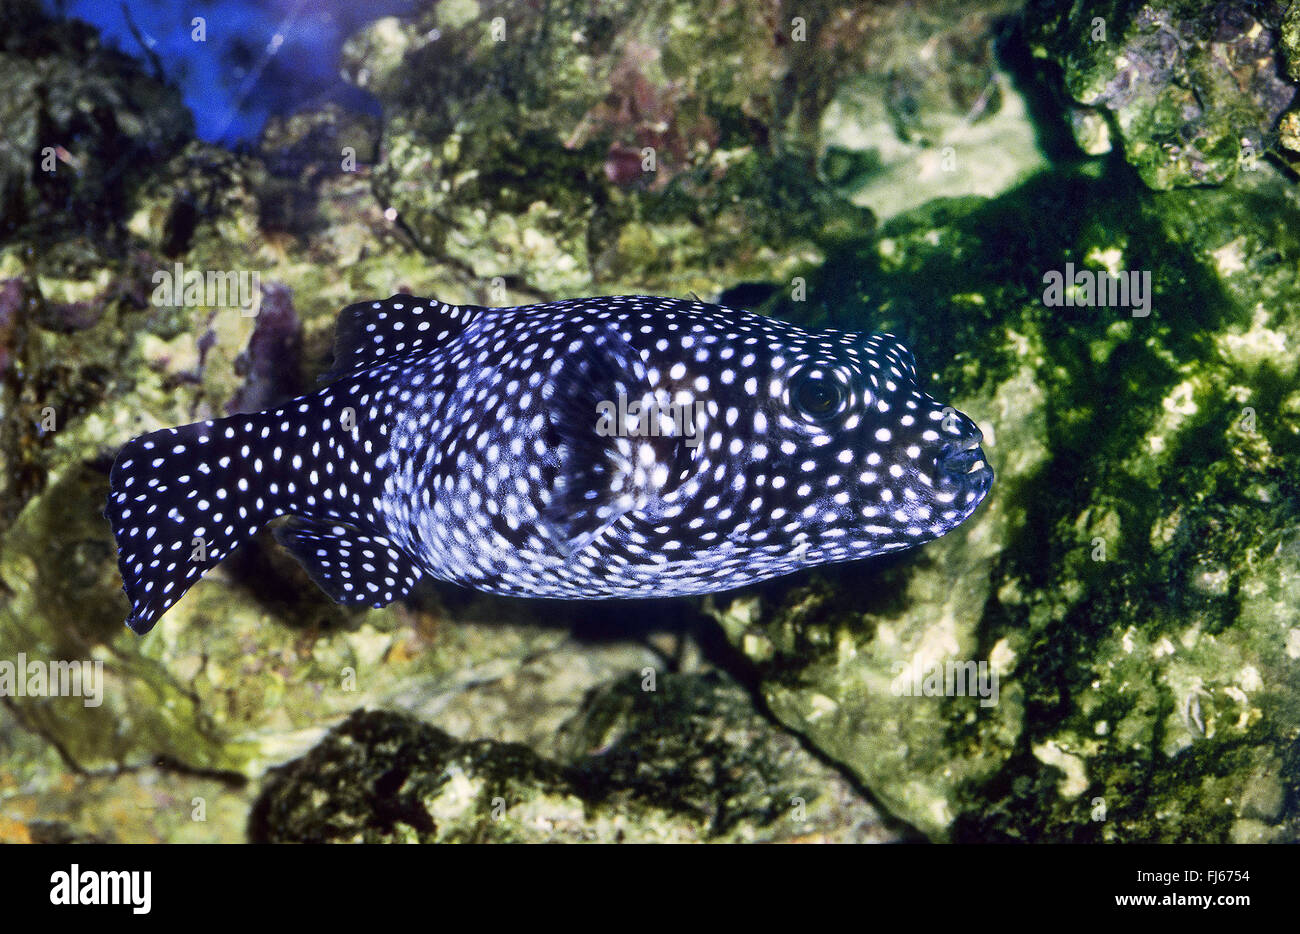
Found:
791,371 -> 846,421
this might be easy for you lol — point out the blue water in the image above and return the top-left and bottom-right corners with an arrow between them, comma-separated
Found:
46,0 -> 418,144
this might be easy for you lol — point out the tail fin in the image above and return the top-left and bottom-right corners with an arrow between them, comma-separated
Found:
105,412 -> 290,633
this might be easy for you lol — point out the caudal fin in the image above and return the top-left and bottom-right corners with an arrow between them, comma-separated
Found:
105,414 -> 289,633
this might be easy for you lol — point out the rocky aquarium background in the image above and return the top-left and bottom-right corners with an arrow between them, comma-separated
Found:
0,0 -> 1297,843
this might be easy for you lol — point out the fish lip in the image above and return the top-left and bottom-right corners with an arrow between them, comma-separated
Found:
966,457 -> 994,493
936,441 -> 990,480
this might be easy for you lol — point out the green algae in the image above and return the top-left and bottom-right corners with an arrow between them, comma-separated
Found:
252,673 -> 888,843
1023,0 -> 1299,189
709,160 -> 1300,840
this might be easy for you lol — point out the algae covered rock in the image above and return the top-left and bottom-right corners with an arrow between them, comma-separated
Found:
711,158 -> 1300,840
684,3 -> 1300,840
1024,0 -> 1298,188
251,673 -> 890,843
0,0 -> 193,241
817,0 -> 1048,221
341,0 -> 886,299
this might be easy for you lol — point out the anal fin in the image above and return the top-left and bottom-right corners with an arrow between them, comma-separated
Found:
274,519 -> 424,607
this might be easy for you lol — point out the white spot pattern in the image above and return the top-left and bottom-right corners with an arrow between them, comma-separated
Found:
106,294 -> 992,633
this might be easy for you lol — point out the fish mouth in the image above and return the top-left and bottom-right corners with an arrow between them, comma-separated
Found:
936,434 -> 993,487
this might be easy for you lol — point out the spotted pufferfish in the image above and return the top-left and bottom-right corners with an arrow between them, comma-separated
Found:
106,294 -> 993,634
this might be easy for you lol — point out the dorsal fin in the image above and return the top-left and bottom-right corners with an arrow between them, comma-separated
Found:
321,294 -> 481,382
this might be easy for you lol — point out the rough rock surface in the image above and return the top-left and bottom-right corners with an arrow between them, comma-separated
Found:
252,674 -> 891,843
1024,0 -> 1298,188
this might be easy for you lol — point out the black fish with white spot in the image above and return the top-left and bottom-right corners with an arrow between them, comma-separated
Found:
106,294 -> 993,634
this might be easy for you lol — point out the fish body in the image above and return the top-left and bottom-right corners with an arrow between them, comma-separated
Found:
107,294 -> 992,633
